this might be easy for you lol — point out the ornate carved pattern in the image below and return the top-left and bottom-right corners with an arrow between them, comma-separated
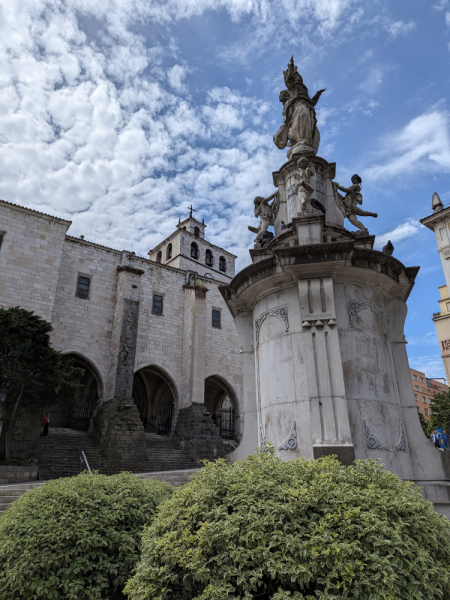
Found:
348,299 -> 386,333
315,172 -> 325,205
278,420 -> 297,450
255,306 -> 289,344
441,339 -> 450,353
362,418 -> 389,450
288,184 -> 297,221
362,418 -> 406,452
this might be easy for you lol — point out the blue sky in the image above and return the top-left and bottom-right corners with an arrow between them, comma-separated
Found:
1,0 -> 449,377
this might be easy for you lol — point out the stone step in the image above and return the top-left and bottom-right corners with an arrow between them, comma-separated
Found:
0,469 -> 200,513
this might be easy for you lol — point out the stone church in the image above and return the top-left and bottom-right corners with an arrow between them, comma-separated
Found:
0,198 -> 243,474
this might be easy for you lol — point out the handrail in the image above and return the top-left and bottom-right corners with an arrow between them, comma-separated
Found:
80,450 -> 92,474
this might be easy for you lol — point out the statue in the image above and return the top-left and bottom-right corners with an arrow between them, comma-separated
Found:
248,192 -> 279,243
295,157 -> 314,210
274,56 -> 326,160
333,175 -> 377,233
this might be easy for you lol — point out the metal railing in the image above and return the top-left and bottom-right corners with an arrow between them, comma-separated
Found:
80,451 -> 92,474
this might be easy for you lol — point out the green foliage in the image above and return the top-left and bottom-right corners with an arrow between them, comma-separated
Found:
125,449 -> 450,600
430,390 -> 450,433
418,410 -> 431,437
0,306 -> 83,457
0,472 -> 173,600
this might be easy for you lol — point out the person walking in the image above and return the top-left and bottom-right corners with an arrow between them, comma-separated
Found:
431,430 -> 441,448
41,413 -> 49,437
443,430 -> 450,449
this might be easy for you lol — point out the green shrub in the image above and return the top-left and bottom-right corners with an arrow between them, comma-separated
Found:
125,449 -> 450,600
0,471 -> 173,600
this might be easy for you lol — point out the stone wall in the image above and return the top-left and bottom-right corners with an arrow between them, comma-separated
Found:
0,201 -> 70,322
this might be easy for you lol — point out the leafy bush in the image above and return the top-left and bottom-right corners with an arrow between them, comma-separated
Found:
125,449 -> 450,600
0,472 -> 173,600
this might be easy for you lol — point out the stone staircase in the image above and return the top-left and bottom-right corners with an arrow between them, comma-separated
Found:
38,428 -> 196,480
0,468 -> 199,514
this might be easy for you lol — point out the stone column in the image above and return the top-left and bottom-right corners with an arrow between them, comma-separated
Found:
109,264 -> 144,398
92,259 -> 147,468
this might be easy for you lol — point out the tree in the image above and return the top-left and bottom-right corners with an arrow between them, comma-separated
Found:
125,448 -> 450,600
0,306 -> 83,460
418,409 -> 431,437
430,390 -> 450,434
0,472 -> 174,600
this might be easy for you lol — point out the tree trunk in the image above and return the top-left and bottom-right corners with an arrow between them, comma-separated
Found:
5,387 -> 24,462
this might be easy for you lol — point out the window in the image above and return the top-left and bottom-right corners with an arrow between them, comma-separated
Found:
413,374 -> 417,380
212,309 -> 221,328
76,275 -> 90,299
194,226 -> 200,237
425,408 -> 429,416
414,394 -> 418,400
415,385 -> 419,390
205,249 -> 214,267
219,256 -> 226,272
204,273 -> 213,279
152,294 -> 163,315
422,387 -> 426,393
420,377 -> 424,382
166,244 -> 172,261
156,251 -> 162,263
422,396 -> 426,403
429,398 -> 433,404
0,233 -> 3,250
191,242 -> 199,259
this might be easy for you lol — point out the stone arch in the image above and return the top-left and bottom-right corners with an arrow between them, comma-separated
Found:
166,243 -> 172,261
156,250 -> 162,263
191,241 -> 199,259
219,255 -> 226,272
60,352 -> 104,430
132,365 -> 178,435
204,375 -> 239,441
205,248 -> 214,267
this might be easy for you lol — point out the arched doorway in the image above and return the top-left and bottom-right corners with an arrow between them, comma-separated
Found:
62,354 -> 102,431
204,376 -> 238,441
132,366 -> 176,435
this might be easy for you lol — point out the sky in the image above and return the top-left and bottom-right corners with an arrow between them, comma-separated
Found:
0,0 -> 449,377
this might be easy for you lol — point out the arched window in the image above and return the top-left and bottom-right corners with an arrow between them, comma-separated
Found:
205,249 -> 214,267
156,251 -> 162,264
219,256 -> 226,272
194,226 -> 200,237
191,242 -> 199,259
166,243 -> 172,261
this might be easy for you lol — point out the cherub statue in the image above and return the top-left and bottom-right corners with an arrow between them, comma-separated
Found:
248,192 -> 279,243
273,56 -> 326,160
333,175 -> 377,233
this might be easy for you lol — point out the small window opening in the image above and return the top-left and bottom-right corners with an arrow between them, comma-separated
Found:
194,226 -> 200,237
166,243 -> 172,261
152,294 -> 163,315
0,233 -> 3,249
156,251 -> 162,264
191,242 -> 199,259
212,309 -> 221,328
76,275 -> 90,299
219,256 -> 226,272
205,249 -> 214,267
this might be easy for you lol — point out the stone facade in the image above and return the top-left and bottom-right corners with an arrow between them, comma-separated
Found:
0,200 -> 243,465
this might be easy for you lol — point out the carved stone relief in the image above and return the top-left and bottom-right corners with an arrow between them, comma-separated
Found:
287,184 -> 297,221
315,171 -> 325,206
362,417 -> 406,452
255,305 -> 289,344
347,299 -> 386,333
278,420 -> 297,450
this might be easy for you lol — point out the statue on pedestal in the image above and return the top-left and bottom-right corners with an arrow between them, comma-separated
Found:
333,175 -> 378,233
248,192 -> 279,243
274,56 -> 326,160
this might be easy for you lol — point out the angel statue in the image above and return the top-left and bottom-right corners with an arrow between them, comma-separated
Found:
248,192 -> 279,243
273,56 -> 326,160
333,175 -> 377,233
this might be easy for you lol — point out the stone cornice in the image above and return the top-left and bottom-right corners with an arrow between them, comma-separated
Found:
117,265 -> 145,276
183,284 -> 209,297
272,155 -> 336,186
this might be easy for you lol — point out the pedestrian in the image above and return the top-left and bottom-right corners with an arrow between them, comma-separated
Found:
431,429 -> 441,448
443,430 -> 450,449
41,413 -> 49,437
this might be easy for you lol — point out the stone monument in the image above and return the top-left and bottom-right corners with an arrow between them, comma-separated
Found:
220,57 -> 450,516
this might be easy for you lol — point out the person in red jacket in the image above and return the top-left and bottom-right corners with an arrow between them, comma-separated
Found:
41,414 -> 49,437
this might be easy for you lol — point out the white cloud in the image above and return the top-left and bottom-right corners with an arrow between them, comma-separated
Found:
374,219 -> 421,249
167,65 -> 189,93
387,20 -> 416,37
407,332 -> 439,347
365,111 -> 450,180
407,354 -> 446,380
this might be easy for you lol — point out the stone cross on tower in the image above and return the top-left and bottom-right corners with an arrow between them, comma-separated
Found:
187,204 -> 195,218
